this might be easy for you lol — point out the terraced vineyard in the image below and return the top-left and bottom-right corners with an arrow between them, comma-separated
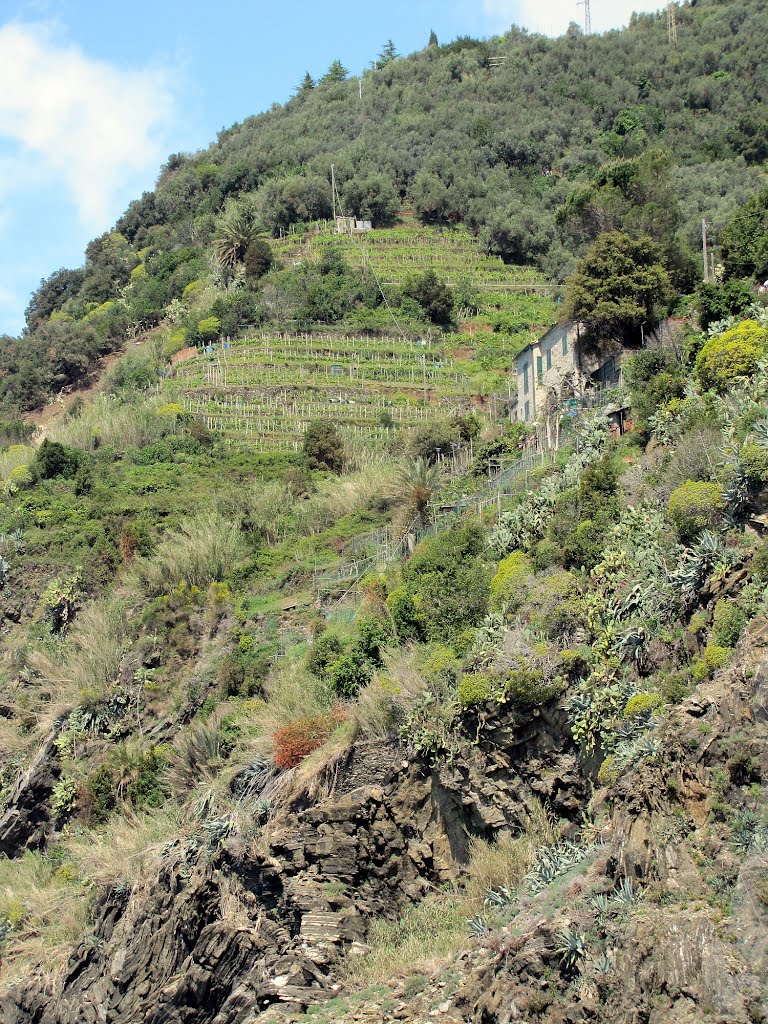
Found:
169,226 -> 559,447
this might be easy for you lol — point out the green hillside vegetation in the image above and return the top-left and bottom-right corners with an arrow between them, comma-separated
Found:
0,0 -> 768,1012
2,0 -> 768,418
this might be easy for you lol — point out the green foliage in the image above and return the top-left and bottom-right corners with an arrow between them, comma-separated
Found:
489,551 -> 533,613
696,320 -> 768,392
524,569 -> 581,640
697,281 -> 753,332
32,439 -> 80,481
457,672 -> 493,708
307,632 -> 344,678
407,422 -> 459,464
402,270 -> 455,326
303,420 -> 345,473
721,187 -> 768,281
623,692 -> 662,719
740,441 -> 768,483
504,663 -> 565,708
712,600 -> 747,649
328,652 -> 372,698
400,520 -> 490,642
668,480 -> 725,541
197,316 -> 221,342
692,642 -> 732,682
564,232 -> 671,340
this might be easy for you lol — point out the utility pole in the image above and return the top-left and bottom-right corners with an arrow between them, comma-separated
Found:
577,0 -> 592,35
702,218 -> 710,284
331,164 -> 337,222
667,2 -> 678,45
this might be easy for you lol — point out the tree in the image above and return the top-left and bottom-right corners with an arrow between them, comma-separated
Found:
303,420 -> 346,472
564,231 -> 671,340
24,268 -> 86,332
402,270 -> 455,326
212,198 -> 263,274
720,187 -> 768,282
428,30 -> 439,47
322,60 -> 348,84
375,40 -> 399,69
343,173 -> 399,226
392,457 -> 442,526
296,72 -> 315,96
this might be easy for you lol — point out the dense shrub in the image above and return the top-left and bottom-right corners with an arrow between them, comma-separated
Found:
303,420 -> 346,473
740,441 -> 768,483
489,551 -> 533,612
524,569 -> 581,640
328,651 -> 372,698
400,520 -> 490,642
504,664 -> 565,707
695,320 -> 768,392
712,599 -> 748,648
306,632 -> 344,678
408,422 -> 460,464
667,480 -> 725,540
32,439 -> 80,481
457,672 -> 494,708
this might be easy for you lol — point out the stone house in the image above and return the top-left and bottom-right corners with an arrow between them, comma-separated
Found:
514,320 -> 626,422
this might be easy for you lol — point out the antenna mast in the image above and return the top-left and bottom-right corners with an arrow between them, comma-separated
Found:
667,2 -> 678,45
577,0 -> 592,34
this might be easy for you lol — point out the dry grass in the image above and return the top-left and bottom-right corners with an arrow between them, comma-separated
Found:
343,891 -> 467,989
0,444 -> 35,482
23,597 -> 131,732
65,806 -> 185,888
128,512 -> 248,597
46,394 -> 170,450
352,647 -> 433,740
463,801 -> 559,909
0,851 -> 89,988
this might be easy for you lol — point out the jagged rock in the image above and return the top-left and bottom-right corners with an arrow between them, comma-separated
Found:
0,732 -> 60,858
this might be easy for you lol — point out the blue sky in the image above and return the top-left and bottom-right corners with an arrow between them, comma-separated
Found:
0,0 -> 662,335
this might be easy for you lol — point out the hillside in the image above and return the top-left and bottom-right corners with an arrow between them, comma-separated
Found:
0,2 -> 767,1022
2,0 -> 768,418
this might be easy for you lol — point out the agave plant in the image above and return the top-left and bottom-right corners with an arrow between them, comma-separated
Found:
587,892 -> 611,927
611,877 -> 643,907
556,928 -> 587,972
468,915 -> 490,938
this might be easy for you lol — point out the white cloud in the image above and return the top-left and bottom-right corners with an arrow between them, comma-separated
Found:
0,21 -> 174,229
481,1 -> 664,36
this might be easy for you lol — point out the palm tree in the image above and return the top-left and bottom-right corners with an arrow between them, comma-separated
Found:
392,457 -> 442,527
212,198 -> 263,273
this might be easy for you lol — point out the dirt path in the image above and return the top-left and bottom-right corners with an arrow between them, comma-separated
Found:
24,332 -> 158,439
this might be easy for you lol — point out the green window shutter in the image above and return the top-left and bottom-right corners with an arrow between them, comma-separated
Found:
536,355 -> 543,383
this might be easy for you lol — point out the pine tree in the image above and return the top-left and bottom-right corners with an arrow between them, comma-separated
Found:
322,60 -> 348,84
297,72 -> 314,96
428,29 -> 438,48
375,40 -> 399,69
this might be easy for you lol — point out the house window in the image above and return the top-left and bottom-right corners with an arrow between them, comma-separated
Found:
524,401 -> 530,419
562,334 -> 569,355
523,363 -> 529,394
536,355 -> 543,384
546,349 -> 552,370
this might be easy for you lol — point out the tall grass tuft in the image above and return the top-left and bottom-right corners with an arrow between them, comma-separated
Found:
129,512 -> 248,597
46,394 -> 171,451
